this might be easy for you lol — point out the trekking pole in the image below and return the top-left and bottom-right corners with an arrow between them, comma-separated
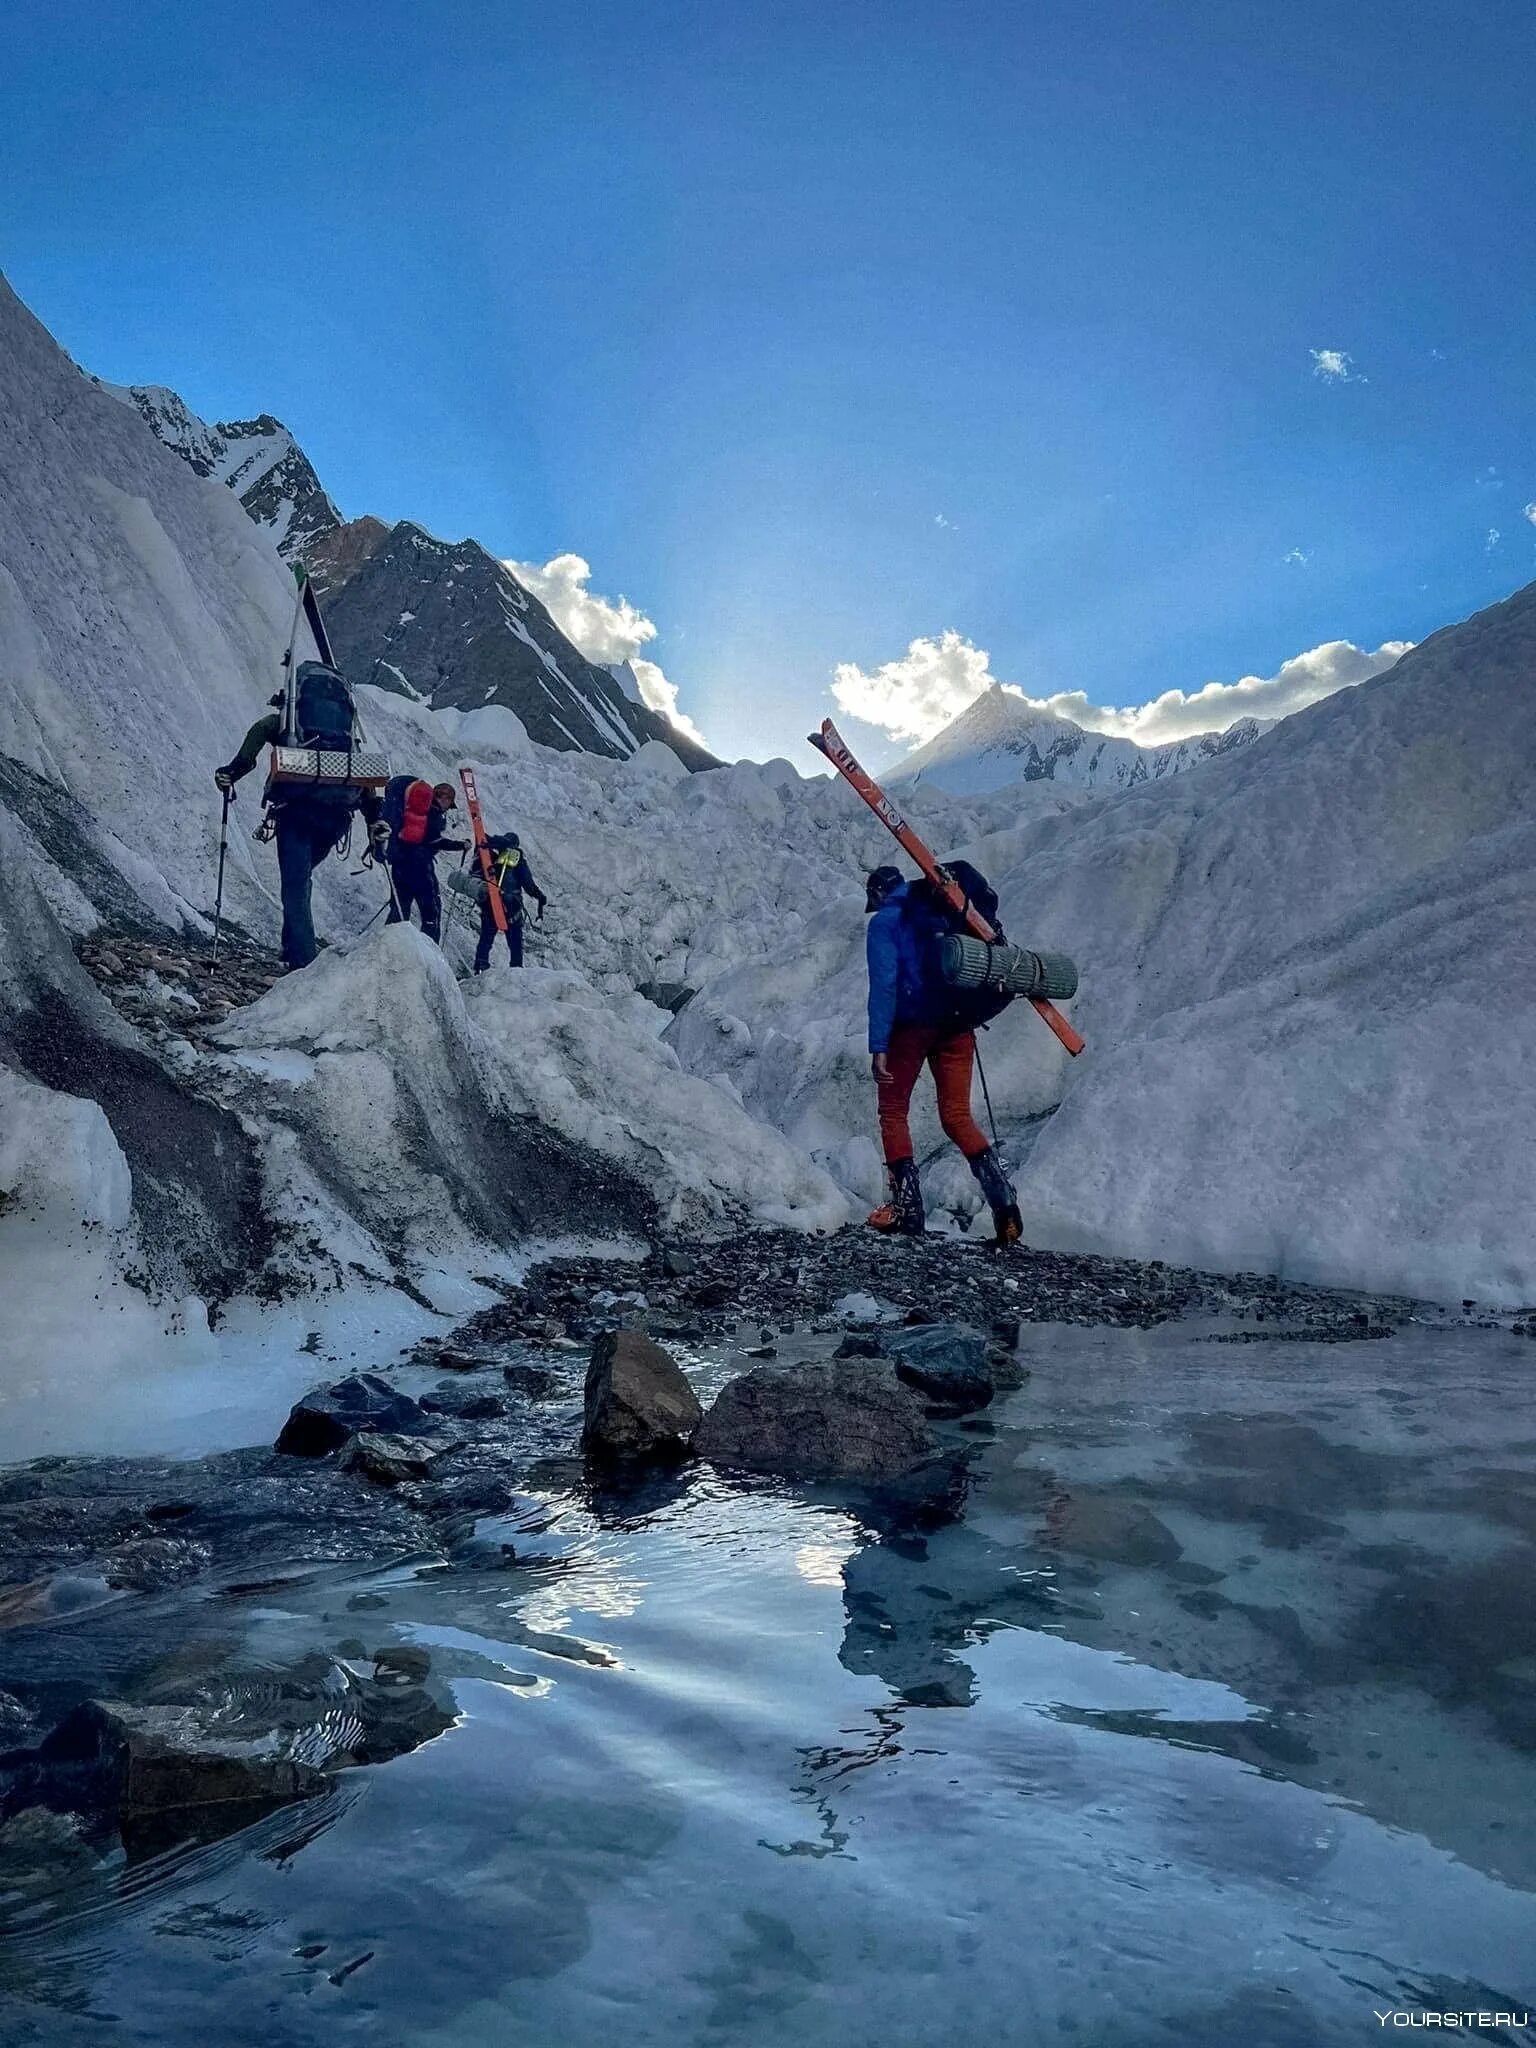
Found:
210,789 -> 232,961
975,1037 -> 1003,1157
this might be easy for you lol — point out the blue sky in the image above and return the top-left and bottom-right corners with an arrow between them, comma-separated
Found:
3,0 -> 1534,762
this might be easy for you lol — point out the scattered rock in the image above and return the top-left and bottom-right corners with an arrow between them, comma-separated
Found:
696,1359 -> 938,1481
502,1364 -> 560,1401
984,1342 -> 1028,1391
583,1330 -> 702,1461
420,1384 -> 509,1422
102,1536 -> 209,1593
416,1471 -> 522,1521
690,1278 -> 732,1309
0,1689 -> 37,1748
659,1245 -> 697,1278
276,1375 -> 427,1458
835,1332 -> 887,1360
746,1343 -> 778,1359
433,1349 -> 481,1373
340,1433 -> 449,1487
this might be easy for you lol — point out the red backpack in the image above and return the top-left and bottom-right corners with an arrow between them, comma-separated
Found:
383,775 -> 434,846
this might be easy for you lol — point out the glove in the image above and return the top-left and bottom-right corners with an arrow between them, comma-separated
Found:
214,768 -> 234,794
370,821 -> 391,850
537,901 -> 547,922
440,838 -> 469,854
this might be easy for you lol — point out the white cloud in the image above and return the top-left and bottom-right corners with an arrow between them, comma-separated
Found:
624,656 -> 710,749
833,632 -> 1412,749
506,551 -> 707,746
1311,347 -> 1366,384
1486,527 -> 1502,552
832,631 -> 999,744
1523,503 -> 1536,527
1030,640 -> 1413,745
506,551 -> 657,664
1281,547 -> 1312,566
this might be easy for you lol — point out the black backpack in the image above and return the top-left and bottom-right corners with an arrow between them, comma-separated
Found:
292,662 -> 357,748
907,859 -> 1014,1032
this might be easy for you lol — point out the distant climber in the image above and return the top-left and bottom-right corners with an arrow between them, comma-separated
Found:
473,830 -> 548,972
381,778 -> 467,945
215,661 -> 386,971
864,864 -> 1022,1244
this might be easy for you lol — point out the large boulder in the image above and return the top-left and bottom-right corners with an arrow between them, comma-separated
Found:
696,1359 -> 938,1481
276,1374 -> 427,1457
583,1330 -> 702,1461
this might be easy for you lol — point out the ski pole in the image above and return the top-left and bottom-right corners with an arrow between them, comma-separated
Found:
211,789 -> 232,960
975,1037 -> 1002,1157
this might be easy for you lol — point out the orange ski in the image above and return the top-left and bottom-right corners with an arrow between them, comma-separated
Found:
809,717 -> 1086,1057
459,765 -> 508,934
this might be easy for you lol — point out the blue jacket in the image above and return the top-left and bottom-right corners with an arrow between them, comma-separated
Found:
866,883 -> 948,1053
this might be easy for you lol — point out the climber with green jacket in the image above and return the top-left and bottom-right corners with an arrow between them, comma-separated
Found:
473,831 -> 548,971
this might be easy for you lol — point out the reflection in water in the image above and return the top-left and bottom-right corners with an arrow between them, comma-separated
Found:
1,1322 -> 1534,2045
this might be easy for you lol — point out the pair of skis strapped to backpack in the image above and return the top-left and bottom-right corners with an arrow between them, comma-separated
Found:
459,765 -> 508,934
269,565 -> 390,792
809,717 -> 1086,1057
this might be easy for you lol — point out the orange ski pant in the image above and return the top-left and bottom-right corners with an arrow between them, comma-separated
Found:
877,1025 -> 988,1165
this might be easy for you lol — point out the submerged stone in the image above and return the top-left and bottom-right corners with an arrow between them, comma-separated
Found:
1047,1495 -> 1182,1567
33,1698 -> 329,1820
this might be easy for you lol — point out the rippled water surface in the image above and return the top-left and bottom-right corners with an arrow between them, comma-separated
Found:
3,1321 -> 1534,2045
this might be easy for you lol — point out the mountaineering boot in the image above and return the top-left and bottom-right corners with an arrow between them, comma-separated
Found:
867,1158 -> 925,1236
969,1147 -> 1022,1247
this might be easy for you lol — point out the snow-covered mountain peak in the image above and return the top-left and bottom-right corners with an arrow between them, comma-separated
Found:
893,684 -> 1270,795
95,379 -> 341,562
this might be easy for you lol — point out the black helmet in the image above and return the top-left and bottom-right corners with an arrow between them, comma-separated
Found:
864,865 -> 903,913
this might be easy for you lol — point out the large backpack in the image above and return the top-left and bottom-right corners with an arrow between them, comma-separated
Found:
904,859 -> 1014,1032
382,775 -> 435,847
292,662 -> 357,748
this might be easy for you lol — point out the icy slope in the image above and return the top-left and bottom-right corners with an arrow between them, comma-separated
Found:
894,685 -> 1270,795
209,926 -> 847,1235
0,276 -> 305,938
994,590 -> 1536,1302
